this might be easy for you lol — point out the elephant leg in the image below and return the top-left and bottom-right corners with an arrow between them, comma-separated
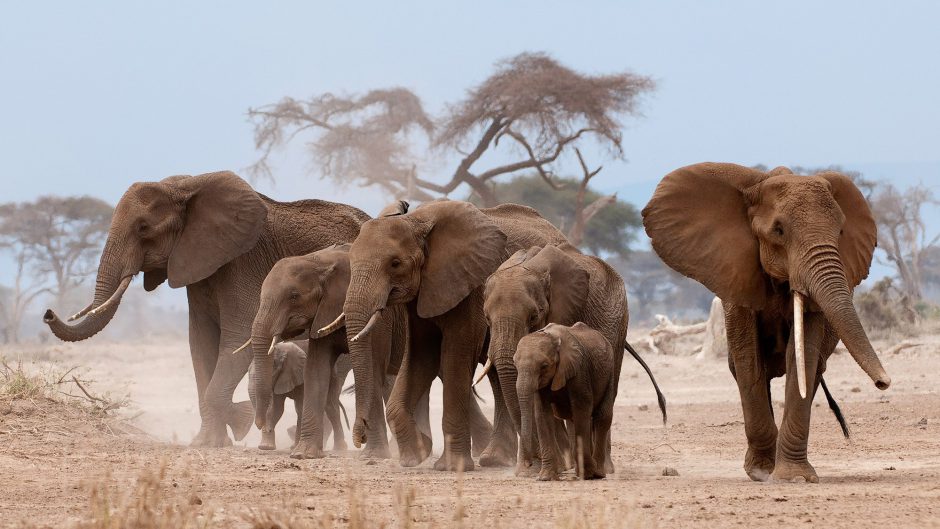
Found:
259,394 -> 285,450
726,305 -> 778,482
201,331 -> 254,447
772,312 -> 830,483
291,391 -> 303,448
414,386 -> 432,440
387,321 -> 439,467
468,385 -> 495,459
291,339 -> 335,459
187,303 -> 224,447
571,405 -> 598,480
553,418 -> 572,470
592,405 -> 613,480
325,362 -> 347,451
535,397 -> 560,481
478,367 -> 517,467
432,325 -> 482,472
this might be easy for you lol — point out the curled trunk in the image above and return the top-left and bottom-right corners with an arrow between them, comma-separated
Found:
44,240 -> 134,342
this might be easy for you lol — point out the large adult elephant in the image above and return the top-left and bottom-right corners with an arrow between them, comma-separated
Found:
642,162 -> 891,483
479,243 -> 666,474
43,171 -> 369,447
342,200 -> 569,471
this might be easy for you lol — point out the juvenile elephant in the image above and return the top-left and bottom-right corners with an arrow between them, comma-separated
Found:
479,243 -> 666,474
248,244 -> 403,459
515,323 -> 616,480
43,171 -> 369,447
343,200 -> 569,471
643,163 -> 891,483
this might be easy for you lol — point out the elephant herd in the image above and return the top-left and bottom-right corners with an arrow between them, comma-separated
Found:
44,162 -> 892,483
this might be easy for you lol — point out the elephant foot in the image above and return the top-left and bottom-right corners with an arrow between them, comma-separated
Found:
398,432 -> 433,468
359,444 -> 392,460
433,450 -> 475,472
258,431 -> 276,451
535,465 -> 558,481
772,459 -> 819,484
228,401 -> 255,442
583,469 -> 606,480
478,439 -> 516,467
744,445 -> 776,482
603,456 -> 615,475
515,459 -> 540,478
190,425 -> 232,447
290,438 -> 324,459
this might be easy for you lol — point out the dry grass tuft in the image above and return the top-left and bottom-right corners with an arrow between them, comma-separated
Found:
0,356 -> 128,416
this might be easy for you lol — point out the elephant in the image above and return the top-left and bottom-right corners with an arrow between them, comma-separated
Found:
515,323 -> 617,481
248,244 -> 404,459
642,162 -> 891,483
247,342 -> 349,452
43,171 -> 369,447
341,200 -> 570,471
478,243 -> 667,475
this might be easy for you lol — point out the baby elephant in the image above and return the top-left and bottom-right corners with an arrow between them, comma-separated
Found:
247,342 -> 306,450
515,322 -> 615,480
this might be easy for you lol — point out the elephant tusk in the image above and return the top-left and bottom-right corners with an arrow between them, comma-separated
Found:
317,312 -> 346,337
793,291 -> 807,399
67,301 -> 95,322
473,357 -> 492,387
85,275 -> 134,318
351,310 -> 382,342
266,335 -> 281,355
230,338 -> 251,355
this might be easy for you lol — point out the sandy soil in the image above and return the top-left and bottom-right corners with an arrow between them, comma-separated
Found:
1,332 -> 939,528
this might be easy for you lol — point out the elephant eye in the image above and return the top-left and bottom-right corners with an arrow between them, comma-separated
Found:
390,258 -> 402,268
288,291 -> 300,302
137,222 -> 150,235
771,221 -> 784,237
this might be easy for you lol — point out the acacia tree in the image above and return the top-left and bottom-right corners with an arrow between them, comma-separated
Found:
248,52 -> 654,207
0,196 -> 113,341
870,183 -> 938,302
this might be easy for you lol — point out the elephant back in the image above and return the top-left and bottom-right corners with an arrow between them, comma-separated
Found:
481,203 -> 570,253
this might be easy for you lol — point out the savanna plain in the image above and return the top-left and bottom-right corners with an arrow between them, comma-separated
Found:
1,327 -> 938,528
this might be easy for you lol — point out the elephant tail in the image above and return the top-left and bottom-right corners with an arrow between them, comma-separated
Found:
342,383 -> 355,396
338,399 -> 350,430
625,340 -> 667,425
472,386 -> 485,403
820,377 -> 850,439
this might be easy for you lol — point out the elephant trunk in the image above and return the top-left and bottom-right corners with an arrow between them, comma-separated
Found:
344,265 -> 388,448
250,301 -> 284,429
488,317 -> 528,432
44,238 -> 137,342
516,378 -> 537,470
801,244 -> 890,390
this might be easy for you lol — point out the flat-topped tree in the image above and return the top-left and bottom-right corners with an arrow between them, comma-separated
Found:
248,52 -> 654,207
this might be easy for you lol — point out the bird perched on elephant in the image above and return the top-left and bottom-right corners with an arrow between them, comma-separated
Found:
43,171 -> 369,447
479,243 -> 666,475
515,323 -> 617,481
643,162 -> 891,483
246,244 -> 405,459
341,200 -> 570,471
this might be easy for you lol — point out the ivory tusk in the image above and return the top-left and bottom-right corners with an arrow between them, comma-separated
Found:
351,310 -> 382,342
266,335 -> 281,355
793,291 -> 807,399
230,338 -> 251,355
67,301 -> 96,322
317,312 -> 346,337
473,357 -> 492,387
85,275 -> 134,318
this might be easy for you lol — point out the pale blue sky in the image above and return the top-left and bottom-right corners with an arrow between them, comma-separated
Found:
1,1 -> 938,304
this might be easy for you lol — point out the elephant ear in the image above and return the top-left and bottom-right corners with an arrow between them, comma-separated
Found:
818,172 -> 877,287
274,343 -> 306,395
642,162 -> 771,309
546,324 -> 581,392
311,247 -> 352,333
412,201 -> 508,318
377,200 -> 410,217
535,245 -> 590,325
167,171 -> 268,288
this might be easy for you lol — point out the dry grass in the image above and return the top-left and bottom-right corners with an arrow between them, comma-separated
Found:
0,356 -> 128,416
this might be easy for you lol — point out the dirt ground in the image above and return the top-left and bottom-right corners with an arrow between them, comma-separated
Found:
1,331 -> 939,528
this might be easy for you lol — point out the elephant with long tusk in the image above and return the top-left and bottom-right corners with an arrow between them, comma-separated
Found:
643,162 -> 891,483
